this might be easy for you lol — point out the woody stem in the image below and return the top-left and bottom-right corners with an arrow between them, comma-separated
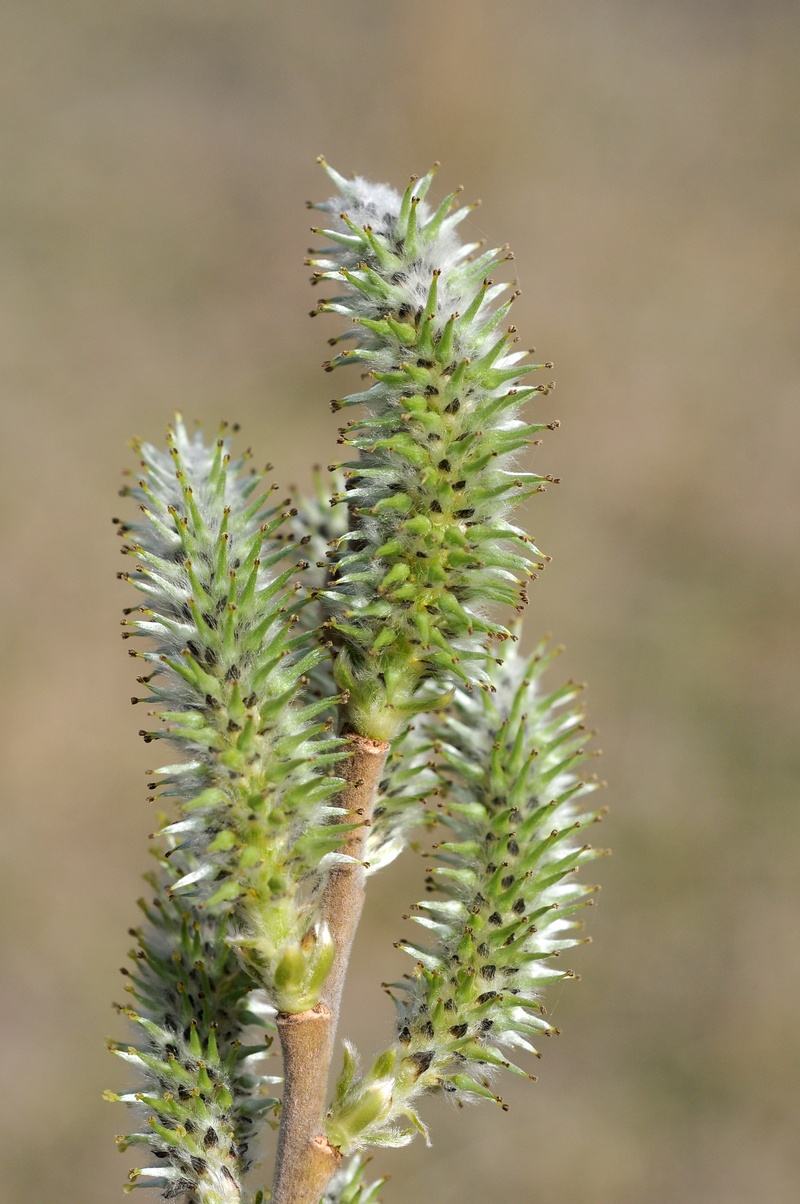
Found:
270,733 -> 390,1204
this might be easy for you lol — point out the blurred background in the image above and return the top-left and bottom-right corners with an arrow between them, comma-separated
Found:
1,2 -> 798,1201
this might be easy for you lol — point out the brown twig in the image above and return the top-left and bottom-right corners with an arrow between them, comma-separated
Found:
271,733 -> 390,1204
272,1006 -> 340,1204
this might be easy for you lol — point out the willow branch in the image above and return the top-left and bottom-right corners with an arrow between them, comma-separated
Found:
271,733 -> 390,1204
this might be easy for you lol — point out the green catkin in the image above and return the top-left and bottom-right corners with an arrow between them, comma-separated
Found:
106,845 -> 279,1202
115,416 -> 347,1012
325,638 -> 605,1153
307,161 -> 557,740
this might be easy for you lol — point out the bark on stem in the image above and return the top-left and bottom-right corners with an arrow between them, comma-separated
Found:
318,734 -> 391,1021
271,733 -> 390,1204
273,1006 -> 339,1204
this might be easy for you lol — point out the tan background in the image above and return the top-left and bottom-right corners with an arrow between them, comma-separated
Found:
1,2 -> 798,1201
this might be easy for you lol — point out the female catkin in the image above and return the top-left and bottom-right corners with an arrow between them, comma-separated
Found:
116,418 -> 348,1011
308,160 -> 558,740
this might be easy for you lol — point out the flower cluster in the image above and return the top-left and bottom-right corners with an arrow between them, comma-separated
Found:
116,417 -> 347,1011
106,846 -> 279,1201
326,639 -> 605,1151
307,161 -> 558,740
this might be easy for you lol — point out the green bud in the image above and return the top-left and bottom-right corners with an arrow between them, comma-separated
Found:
272,924 -> 336,1013
327,1078 -> 394,1152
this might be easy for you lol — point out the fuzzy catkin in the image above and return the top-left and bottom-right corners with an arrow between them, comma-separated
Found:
116,417 -> 347,1012
308,161 -> 558,740
326,639 -> 605,1153
107,847 -> 278,1202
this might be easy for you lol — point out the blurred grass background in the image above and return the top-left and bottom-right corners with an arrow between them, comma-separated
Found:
1,2 -> 798,1201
